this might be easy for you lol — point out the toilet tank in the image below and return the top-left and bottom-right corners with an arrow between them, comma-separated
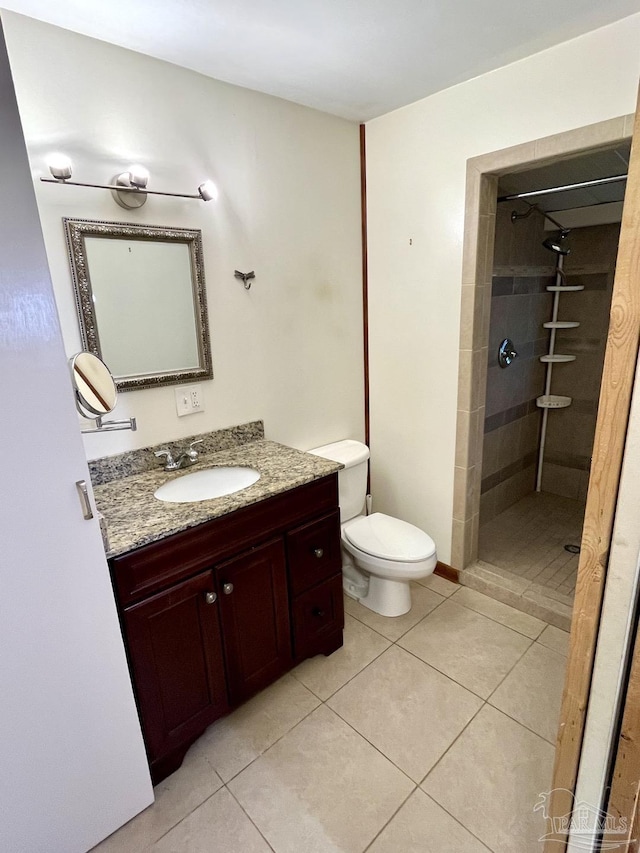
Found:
309,439 -> 370,522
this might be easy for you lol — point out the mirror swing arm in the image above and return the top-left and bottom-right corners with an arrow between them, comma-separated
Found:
80,414 -> 137,435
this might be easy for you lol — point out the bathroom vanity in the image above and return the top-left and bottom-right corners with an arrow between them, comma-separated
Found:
95,434 -> 344,783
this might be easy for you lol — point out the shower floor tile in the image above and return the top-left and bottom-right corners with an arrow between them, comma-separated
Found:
479,491 -> 583,591
462,491 -> 584,630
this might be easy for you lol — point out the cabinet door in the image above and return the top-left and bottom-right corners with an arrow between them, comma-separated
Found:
123,570 -> 228,762
217,539 -> 292,705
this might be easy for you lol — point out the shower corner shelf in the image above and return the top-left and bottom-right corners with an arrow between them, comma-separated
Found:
543,321 -> 580,329
537,394 -> 572,409
539,354 -> 576,363
546,285 -> 585,292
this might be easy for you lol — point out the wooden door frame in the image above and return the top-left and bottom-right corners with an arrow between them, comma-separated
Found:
544,93 -> 640,850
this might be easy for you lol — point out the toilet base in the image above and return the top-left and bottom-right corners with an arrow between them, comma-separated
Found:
359,575 -> 412,617
342,566 -> 412,617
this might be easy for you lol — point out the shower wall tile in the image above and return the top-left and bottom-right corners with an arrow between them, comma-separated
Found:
492,276 -> 514,296
542,223 -> 619,487
541,463 -> 582,501
482,429 -> 500,478
533,116 -> 626,163
457,349 -> 474,412
455,409 -> 472,469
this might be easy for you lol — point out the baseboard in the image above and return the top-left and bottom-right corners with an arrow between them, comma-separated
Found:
435,561 -> 459,583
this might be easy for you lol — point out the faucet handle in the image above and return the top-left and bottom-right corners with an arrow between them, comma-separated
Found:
187,439 -> 203,461
154,449 -> 178,470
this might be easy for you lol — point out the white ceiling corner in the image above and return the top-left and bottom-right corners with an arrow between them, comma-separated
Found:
2,0 -> 640,121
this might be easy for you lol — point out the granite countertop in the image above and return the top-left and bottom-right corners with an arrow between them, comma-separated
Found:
94,440 -> 342,558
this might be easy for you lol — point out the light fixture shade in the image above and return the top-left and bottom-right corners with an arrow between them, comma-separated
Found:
198,180 -> 218,202
128,164 -> 149,189
47,153 -> 73,180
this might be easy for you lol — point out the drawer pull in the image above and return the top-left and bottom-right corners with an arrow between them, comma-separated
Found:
312,607 -> 325,618
223,582 -> 234,595
204,591 -> 217,605
313,547 -> 324,559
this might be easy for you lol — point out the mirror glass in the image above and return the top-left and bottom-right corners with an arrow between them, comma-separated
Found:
64,218 -> 213,391
70,351 -> 117,417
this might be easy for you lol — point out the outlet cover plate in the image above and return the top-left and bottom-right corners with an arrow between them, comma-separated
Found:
175,384 -> 204,417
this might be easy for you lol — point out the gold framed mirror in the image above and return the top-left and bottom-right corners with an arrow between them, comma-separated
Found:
64,218 -> 213,391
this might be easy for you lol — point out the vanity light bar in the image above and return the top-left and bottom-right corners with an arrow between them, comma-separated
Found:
40,155 -> 218,207
40,177 -> 207,199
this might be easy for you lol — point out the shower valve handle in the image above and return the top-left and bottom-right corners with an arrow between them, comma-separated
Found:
498,338 -> 518,368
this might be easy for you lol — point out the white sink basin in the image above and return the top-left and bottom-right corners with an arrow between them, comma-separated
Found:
154,466 -> 260,503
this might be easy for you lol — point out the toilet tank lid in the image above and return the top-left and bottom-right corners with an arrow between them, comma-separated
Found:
308,439 -> 369,468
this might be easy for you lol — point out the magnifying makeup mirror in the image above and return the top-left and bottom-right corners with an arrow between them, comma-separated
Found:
69,352 -> 136,433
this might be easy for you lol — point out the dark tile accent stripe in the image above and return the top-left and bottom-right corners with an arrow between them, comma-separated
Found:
544,450 -> 592,471
481,450 -> 538,494
513,275 -> 556,294
565,272 -> 609,291
492,276 -> 514,296
484,398 -> 539,434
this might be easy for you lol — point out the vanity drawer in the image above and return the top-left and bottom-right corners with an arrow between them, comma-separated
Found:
286,511 -> 341,596
292,574 -> 344,660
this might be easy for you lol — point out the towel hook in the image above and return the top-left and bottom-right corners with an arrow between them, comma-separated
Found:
234,270 -> 256,290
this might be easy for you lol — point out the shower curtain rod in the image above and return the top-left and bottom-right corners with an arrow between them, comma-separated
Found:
497,173 -> 627,203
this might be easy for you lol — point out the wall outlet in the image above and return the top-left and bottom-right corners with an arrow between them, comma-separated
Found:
175,384 -> 205,417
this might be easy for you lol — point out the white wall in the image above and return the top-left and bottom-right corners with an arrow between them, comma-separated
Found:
2,12 -> 364,460
365,14 -> 640,562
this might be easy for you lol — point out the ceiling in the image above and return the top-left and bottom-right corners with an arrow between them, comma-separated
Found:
2,0 -> 640,121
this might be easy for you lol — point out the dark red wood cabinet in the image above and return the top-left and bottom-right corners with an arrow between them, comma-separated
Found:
109,474 -> 344,783
122,570 -> 228,779
216,539 -> 292,705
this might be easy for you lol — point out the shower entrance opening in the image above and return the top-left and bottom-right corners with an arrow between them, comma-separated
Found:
452,123 -> 631,631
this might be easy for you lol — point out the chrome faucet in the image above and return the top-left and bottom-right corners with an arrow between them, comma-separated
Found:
154,439 -> 203,471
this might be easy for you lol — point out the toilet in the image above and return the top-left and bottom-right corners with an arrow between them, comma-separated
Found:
309,439 -> 437,617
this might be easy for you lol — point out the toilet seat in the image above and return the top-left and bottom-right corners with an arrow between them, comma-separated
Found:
344,513 -> 436,562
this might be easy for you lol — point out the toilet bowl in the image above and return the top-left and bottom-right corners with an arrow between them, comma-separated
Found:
309,440 -> 437,617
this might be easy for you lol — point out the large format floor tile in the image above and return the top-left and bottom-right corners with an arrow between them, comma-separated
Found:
229,705 -> 413,853
422,705 -> 555,853
343,584 -> 444,641
451,586 -> 546,639
151,787 -> 270,853
416,573 -> 459,597
92,744 -> 223,852
398,599 -> 532,698
489,642 -> 566,743
196,673 -> 320,781
537,624 -> 570,657
292,614 -> 390,700
328,645 -> 482,782
368,789 -> 491,853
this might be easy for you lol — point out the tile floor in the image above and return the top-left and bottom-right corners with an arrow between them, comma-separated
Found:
464,491 -> 585,630
93,574 -> 569,853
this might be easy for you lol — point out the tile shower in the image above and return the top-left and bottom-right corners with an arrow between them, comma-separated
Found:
477,201 -> 619,623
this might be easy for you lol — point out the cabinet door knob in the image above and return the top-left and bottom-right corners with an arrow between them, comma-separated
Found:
313,547 -> 324,559
223,582 -> 234,595
312,607 -> 325,618
204,591 -> 217,605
